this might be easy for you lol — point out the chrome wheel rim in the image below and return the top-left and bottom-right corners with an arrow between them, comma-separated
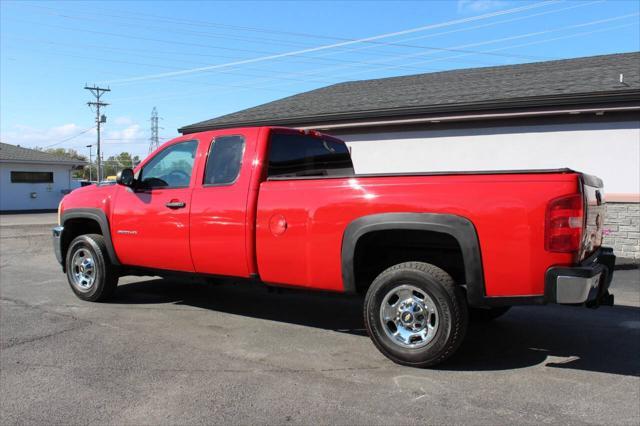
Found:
70,247 -> 96,292
379,284 -> 439,349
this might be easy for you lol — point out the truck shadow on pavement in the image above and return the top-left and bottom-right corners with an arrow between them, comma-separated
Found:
111,278 -> 640,377
442,304 -> 639,377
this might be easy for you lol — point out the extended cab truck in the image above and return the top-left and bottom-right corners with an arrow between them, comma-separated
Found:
53,127 -> 616,367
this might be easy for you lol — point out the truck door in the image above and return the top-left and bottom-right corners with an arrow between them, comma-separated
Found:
255,130 -> 355,288
111,139 -> 199,272
189,131 -> 256,277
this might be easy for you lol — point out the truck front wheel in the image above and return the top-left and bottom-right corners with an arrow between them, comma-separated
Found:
364,262 -> 468,367
65,234 -> 118,302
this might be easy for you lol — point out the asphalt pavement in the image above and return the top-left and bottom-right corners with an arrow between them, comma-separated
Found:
0,212 -> 58,226
1,219 -> 639,425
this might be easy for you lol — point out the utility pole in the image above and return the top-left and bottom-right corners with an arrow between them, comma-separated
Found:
86,144 -> 93,182
148,107 -> 162,154
84,85 -> 110,182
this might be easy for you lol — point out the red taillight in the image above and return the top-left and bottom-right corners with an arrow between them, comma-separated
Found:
545,194 -> 584,253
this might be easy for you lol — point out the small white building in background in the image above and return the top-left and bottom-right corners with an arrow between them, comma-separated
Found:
0,142 -> 85,212
180,52 -> 640,258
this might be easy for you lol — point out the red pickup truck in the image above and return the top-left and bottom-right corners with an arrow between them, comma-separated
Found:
53,126 -> 615,367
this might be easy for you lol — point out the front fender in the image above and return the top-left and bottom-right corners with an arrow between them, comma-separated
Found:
61,208 -> 120,266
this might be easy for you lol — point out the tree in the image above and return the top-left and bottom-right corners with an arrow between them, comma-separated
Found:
102,152 -> 141,179
34,147 -> 88,179
35,147 -> 87,162
35,147 -> 142,181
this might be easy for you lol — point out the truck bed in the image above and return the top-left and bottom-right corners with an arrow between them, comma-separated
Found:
256,170 -> 584,297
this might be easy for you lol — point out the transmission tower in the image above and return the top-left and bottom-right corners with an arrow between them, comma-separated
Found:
148,107 -> 162,154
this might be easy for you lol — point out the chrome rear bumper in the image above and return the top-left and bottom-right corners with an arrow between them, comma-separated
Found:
555,273 -> 602,304
545,247 -> 615,306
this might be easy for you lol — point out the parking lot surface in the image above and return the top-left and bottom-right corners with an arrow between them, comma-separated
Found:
0,213 -> 57,227
1,221 -> 639,425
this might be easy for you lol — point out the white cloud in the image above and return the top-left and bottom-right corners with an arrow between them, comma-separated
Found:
0,121 -> 149,158
113,116 -> 134,126
0,123 -> 95,149
105,124 -> 144,142
457,0 -> 509,14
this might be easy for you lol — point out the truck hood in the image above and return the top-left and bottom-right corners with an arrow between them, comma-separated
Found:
61,182 -> 118,212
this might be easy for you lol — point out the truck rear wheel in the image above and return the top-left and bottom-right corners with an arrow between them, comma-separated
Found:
364,262 -> 468,367
65,234 -> 118,302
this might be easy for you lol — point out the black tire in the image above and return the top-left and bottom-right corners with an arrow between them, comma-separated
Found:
469,306 -> 511,322
65,234 -> 118,302
364,262 -> 468,368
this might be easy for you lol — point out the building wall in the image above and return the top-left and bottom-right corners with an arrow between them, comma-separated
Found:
0,162 -> 76,211
333,118 -> 640,259
605,202 -> 640,260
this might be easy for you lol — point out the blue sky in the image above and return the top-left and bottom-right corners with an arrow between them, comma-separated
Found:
1,0 -> 638,159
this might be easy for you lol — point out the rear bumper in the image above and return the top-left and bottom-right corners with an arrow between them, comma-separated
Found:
53,226 -> 64,266
545,247 -> 616,306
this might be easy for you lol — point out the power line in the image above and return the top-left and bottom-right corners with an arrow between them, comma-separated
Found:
100,2 -> 564,84
12,3 -> 331,50
1,19 -> 544,75
232,13 -> 640,90
36,0 -> 585,68
7,1 -> 603,93
0,45 -> 338,91
2,0 -> 612,99
5,33 -> 481,75
309,13 -> 640,83
7,2 -> 610,96
310,0 -> 604,60
104,13 -> 639,104
12,1 -> 555,59
423,22 -> 639,68
42,126 -> 96,149
6,5 -> 632,110
0,35 -> 528,102
7,0 -> 593,73
320,22 -> 639,83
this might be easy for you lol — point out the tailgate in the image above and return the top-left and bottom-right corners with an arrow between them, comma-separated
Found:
581,173 -> 605,260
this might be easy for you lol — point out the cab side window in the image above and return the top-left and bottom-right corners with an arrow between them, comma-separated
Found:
203,135 -> 245,185
267,133 -> 354,178
139,140 -> 198,189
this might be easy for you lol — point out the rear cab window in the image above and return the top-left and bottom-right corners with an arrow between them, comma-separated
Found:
203,135 -> 245,185
267,131 -> 354,178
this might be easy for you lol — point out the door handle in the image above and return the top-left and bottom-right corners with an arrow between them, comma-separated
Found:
165,200 -> 186,209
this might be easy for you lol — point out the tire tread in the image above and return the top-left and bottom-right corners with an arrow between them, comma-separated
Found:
66,234 -> 118,302
364,261 -> 468,367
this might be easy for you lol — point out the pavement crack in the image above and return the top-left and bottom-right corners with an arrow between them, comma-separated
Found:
0,296 -> 87,323
1,323 -> 90,350
10,362 -> 387,374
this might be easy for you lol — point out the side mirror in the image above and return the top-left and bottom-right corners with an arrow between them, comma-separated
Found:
116,168 -> 135,187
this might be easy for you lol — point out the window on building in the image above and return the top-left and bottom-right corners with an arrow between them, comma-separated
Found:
267,132 -> 354,178
139,140 -> 198,189
203,135 -> 245,185
10,171 -> 54,183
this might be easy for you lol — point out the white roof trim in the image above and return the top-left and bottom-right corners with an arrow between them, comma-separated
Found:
0,159 -> 85,166
298,105 -> 640,131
